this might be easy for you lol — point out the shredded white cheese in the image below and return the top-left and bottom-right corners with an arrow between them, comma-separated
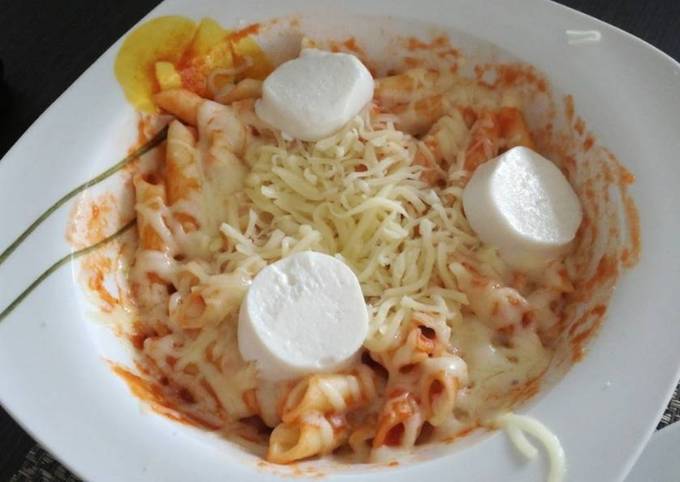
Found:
215,108 -> 475,357
496,412 -> 566,482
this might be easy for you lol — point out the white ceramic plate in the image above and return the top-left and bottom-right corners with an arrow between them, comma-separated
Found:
626,423 -> 680,482
1,0 -> 679,481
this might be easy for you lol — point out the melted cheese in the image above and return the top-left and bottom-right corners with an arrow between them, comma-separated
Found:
128,65 -> 574,465
496,413 -> 566,482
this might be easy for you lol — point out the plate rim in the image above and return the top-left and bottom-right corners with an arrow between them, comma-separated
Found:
1,1 -> 679,481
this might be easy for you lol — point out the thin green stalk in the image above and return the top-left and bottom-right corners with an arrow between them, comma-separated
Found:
0,126 -> 167,267
0,220 -> 136,323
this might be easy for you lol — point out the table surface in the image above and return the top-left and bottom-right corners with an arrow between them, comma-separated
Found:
1,1 -> 679,480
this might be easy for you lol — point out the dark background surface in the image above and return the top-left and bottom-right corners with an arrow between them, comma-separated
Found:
0,0 -> 679,480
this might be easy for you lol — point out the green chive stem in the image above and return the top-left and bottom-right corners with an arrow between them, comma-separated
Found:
0,220 -> 137,323
0,126 -> 166,267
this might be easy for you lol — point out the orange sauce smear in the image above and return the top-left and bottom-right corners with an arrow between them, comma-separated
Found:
66,192 -> 117,249
407,35 -> 461,58
568,305 -> 608,362
392,35 -> 461,73
474,63 -> 548,93
442,423 -> 481,444
256,460 -> 326,479
111,363 -> 218,429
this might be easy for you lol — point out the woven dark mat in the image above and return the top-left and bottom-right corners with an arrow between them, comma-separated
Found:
658,382 -> 680,430
10,447 -> 80,482
10,382 -> 680,481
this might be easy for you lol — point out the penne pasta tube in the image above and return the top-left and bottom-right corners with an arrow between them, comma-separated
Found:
419,355 -> 467,426
267,413 -> 349,464
154,88 -> 204,126
282,368 -> 376,423
373,390 -> 423,449
165,120 -> 203,232
133,174 -> 172,253
348,420 -> 377,460
170,271 -> 251,329
215,78 -> 263,105
497,106 -> 535,151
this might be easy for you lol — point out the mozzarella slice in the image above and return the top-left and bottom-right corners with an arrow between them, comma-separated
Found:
462,146 -> 583,271
255,48 -> 374,141
238,251 -> 369,381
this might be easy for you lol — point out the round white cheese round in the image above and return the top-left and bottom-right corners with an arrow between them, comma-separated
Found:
463,146 -> 583,271
255,48 -> 374,141
238,251 -> 369,381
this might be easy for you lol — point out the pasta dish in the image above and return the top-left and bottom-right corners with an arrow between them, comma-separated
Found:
66,15 -> 638,474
